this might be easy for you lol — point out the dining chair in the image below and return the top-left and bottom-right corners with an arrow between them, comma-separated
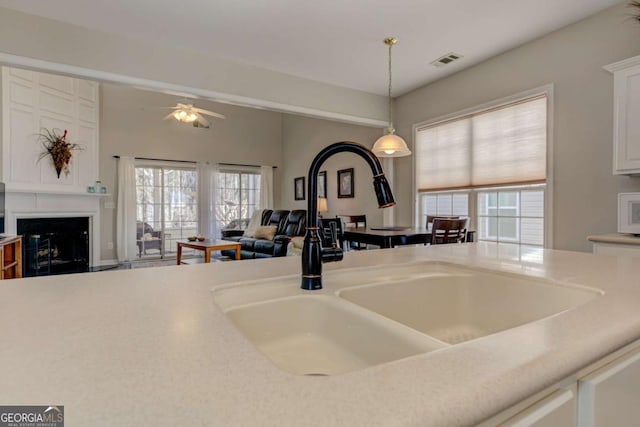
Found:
430,218 -> 469,245
337,214 -> 367,250
405,216 -> 460,246
426,215 -> 459,226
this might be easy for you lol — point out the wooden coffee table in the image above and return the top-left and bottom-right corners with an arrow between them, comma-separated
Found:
176,239 -> 241,265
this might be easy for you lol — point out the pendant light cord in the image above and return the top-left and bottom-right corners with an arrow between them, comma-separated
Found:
387,41 -> 393,133
383,38 -> 398,134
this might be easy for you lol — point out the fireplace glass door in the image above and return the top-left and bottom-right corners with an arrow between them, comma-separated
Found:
17,217 -> 90,277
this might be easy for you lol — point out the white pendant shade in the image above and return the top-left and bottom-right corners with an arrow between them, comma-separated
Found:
372,133 -> 411,158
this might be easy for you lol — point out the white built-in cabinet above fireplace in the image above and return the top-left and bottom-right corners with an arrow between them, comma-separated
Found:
1,66 -> 99,193
605,55 -> 640,175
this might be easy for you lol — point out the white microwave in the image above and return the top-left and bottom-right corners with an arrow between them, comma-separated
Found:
618,193 -> 640,235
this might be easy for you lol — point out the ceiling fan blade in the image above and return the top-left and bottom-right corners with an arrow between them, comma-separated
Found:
195,112 -> 210,127
192,107 -> 226,120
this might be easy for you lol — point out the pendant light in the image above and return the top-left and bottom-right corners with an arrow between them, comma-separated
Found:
372,37 -> 411,158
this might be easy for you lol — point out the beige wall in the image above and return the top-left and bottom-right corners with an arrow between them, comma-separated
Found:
99,84 -> 283,261
6,3 -> 638,255
0,69 -> 3,180
280,114 -> 385,224
0,6 -> 387,125
394,1 -> 640,252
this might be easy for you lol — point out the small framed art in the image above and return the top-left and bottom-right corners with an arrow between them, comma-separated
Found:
294,176 -> 305,200
337,168 -> 354,199
318,171 -> 327,198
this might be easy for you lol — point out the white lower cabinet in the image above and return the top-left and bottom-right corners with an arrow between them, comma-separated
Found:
577,346 -> 640,427
591,242 -> 640,256
501,386 -> 576,427
483,341 -> 640,426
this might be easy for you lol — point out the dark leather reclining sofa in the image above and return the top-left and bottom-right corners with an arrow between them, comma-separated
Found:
221,209 -> 306,259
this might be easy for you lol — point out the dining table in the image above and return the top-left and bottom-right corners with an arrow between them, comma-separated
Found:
342,226 -> 475,249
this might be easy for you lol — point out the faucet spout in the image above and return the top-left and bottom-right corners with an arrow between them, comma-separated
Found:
301,141 -> 395,290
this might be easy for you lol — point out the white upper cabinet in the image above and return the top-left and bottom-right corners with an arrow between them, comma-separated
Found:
606,55 -> 640,175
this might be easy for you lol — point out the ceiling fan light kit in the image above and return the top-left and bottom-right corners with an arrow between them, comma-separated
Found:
163,102 -> 226,128
173,109 -> 198,123
372,37 -> 412,158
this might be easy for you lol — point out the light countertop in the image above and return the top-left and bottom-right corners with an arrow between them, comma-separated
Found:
1,243 -> 640,426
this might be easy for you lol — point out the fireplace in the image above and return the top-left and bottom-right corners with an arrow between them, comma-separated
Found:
17,217 -> 90,277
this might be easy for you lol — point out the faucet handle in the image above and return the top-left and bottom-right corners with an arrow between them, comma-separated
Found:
329,221 -> 338,248
321,246 -> 343,263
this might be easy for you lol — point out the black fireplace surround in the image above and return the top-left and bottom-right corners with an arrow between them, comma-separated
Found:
17,217 -> 90,277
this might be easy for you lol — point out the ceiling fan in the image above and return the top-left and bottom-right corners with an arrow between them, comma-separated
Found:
163,102 -> 226,128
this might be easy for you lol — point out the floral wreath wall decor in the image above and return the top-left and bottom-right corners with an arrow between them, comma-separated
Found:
37,128 -> 82,178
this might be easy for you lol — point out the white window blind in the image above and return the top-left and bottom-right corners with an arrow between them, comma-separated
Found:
416,119 -> 471,191
416,95 -> 547,191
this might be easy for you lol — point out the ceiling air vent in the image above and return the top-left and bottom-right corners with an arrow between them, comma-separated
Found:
431,52 -> 463,67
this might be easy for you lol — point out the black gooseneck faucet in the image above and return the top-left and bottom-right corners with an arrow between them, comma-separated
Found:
301,141 -> 396,290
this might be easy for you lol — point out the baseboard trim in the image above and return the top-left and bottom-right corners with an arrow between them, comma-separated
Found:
96,259 -> 118,267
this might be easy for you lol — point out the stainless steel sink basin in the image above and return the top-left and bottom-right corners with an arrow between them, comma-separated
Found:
337,267 -> 603,344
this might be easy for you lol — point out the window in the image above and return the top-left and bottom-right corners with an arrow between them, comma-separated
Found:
215,168 -> 261,230
135,164 -> 198,258
420,192 -> 469,224
415,89 -> 550,246
477,188 -> 544,245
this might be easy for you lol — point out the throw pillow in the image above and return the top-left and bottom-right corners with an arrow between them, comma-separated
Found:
243,209 -> 264,237
287,242 -> 301,256
291,236 -> 305,249
253,225 -> 277,240
286,236 -> 305,256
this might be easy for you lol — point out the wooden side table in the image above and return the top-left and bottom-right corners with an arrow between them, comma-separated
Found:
176,239 -> 241,265
0,236 -> 22,279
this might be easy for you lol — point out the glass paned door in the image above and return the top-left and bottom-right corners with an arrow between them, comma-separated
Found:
135,165 -> 198,259
215,170 -> 260,231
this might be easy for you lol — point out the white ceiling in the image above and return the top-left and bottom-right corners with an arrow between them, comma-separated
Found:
0,0 -> 623,96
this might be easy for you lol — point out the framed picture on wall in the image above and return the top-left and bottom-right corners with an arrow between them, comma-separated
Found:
337,168 -> 354,198
318,171 -> 327,198
294,176 -> 305,200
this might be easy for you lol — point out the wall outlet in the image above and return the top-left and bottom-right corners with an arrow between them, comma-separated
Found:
107,242 -> 114,250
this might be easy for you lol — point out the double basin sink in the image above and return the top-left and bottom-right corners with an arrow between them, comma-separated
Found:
212,262 -> 602,376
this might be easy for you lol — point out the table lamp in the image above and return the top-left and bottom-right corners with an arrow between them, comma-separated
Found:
317,197 -> 328,218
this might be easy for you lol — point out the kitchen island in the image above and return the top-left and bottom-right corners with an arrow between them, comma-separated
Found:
1,243 -> 639,426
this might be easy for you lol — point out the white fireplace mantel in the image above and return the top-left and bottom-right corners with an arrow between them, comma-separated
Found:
5,184 -> 111,197
6,192 -> 101,268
